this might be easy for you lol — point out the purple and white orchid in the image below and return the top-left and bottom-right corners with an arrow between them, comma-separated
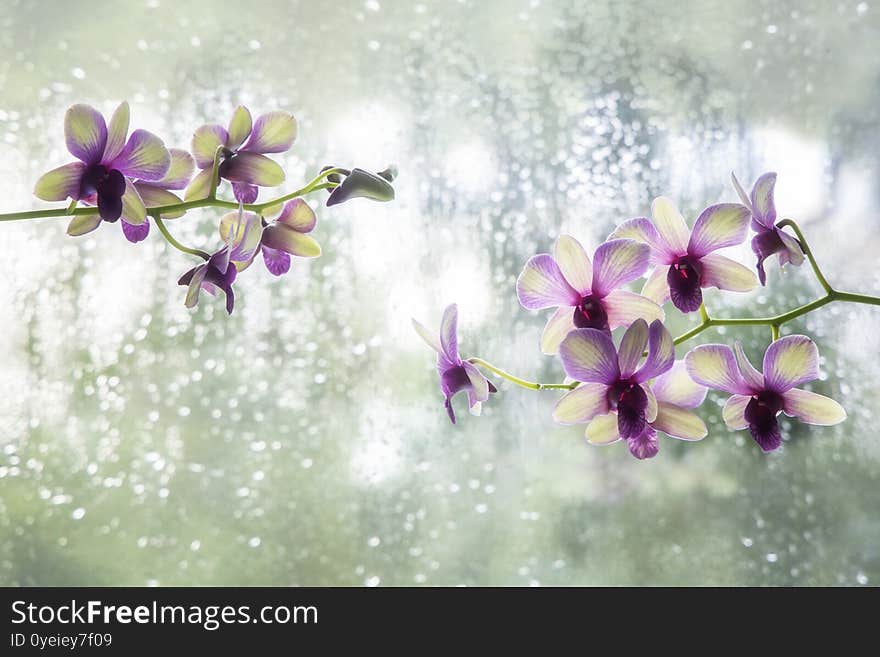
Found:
731,172 -> 805,285
611,198 -> 758,313
412,304 -> 497,424
583,360 -> 708,459
177,207 -> 262,314
554,318 -> 675,447
185,106 -> 297,204
516,236 -> 664,354
33,102 -> 171,236
218,199 -> 322,276
121,148 -> 195,243
685,336 -> 846,452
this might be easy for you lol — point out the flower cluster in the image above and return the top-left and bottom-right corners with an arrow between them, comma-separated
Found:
30,102 -> 398,314
416,171 -> 852,458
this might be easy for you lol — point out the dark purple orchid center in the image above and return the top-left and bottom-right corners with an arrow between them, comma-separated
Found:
80,164 -> 126,222
751,230 -> 785,286
607,378 -> 649,439
572,295 -> 609,330
667,255 -> 703,313
744,390 -> 784,452
441,365 -> 471,424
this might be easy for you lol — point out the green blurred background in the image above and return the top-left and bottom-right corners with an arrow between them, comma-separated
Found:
1,0 -> 879,585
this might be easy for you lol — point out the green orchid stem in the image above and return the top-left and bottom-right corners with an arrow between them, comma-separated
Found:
153,215 -> 210,260
674,220 -> 880,346
0,169 -> 342,223
466,357 -> 578,391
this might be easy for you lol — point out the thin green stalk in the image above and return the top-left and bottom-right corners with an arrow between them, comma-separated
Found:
466,358 -> 577,391
153,215 -> 210,260
776,218 -> 832,294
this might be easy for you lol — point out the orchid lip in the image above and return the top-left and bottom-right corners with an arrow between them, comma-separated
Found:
745,390 -> 785,452
668,254 -> 703,312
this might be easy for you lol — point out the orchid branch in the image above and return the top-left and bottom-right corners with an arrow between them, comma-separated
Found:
0,167 -> 341,223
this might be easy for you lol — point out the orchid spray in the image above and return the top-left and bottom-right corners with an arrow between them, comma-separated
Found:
415,171 -> 879,459
4,102 -> 398,314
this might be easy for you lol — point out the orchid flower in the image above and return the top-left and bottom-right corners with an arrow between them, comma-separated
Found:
554,318 -> 675,444
186,106 -> 297,203
413,304 -> 497,423
178,207 -> 255,314
611,198 -> 758,313
584,360 -> 708,459
33,102 -> 171,236
219,199 -> 321,276
731,172 -> 805,285
516,236 -> 663,354
686,336 -> 846,452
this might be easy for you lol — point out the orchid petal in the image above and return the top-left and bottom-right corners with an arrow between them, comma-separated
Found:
644,383 -> 658,423
120,180 -> 147,225
699,253 -> 759,293
121,218 -> 150,243
733,342 -> 764,391
590,238 -> 650,298
412,318 -> 443,355
777,229 -> 805,267
652,402 -> 707,441
184,168 -> 213,201
641,265 -> 671,306
762,335 -> 820,393
152,148 -> 195,190
553,234 -> 592,295
651,360 -> 707,409
261,225 -> 321,258
585,414 -> 622,445
103,101 -> 130,164
109,129 -> 171,181
34,162 -> 86,201
685,344 -> 752,394
553,383 -> 610,425
191,124 -> 229,168
627,427 -> 660,459
220,151 -> 284,186
722,394 -> 751,430
782,388 -> 846,426
183,265 -> 208,308
220,211 -> 264,266
687,203 -> 751,258
617,318 -> 649,378
439,304 -> 460,363
261,245 -> 292,276
633,319 -> 674,383
66,213 -> 102,236
134,184 -> 184,218
651,196 -> 690,255
730,172 -> 752,211
232,182 -> 259,204
226,106 -> 253,151
750,172 -> 777,228
242,111 -> 297,154
558,328 -> 620,384
608,217 -> 672,264
515,254 -> 580,310
539,306 -> 576,355
276,198 -> 317,233
604,289 -> 665,330
463,362 -> 490,403
64,104 -> 107,164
